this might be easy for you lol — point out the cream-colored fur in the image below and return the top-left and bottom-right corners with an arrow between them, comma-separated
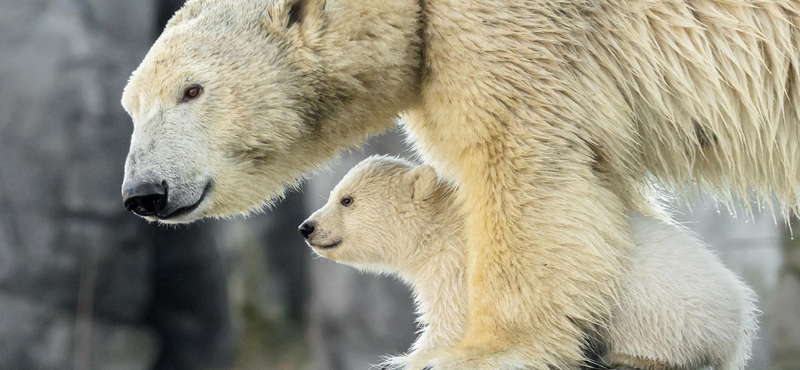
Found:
304,156 -> 758,370
122,0 -> 794,368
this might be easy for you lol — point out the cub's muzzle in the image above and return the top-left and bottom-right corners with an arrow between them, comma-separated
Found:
298,220 -> 316,239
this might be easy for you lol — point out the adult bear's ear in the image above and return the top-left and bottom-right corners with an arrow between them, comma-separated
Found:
405,166 -> 438,202
264,0 -> 325,34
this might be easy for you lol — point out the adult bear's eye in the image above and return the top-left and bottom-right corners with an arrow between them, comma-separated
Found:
181,84 -> 203,103
340,196 -> 353,207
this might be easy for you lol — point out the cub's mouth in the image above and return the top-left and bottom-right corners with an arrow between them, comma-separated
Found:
311,240 -> 342,249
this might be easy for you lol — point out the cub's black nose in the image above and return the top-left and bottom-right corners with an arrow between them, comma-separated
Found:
298,221 -> 316,239
123,181 -> 167,217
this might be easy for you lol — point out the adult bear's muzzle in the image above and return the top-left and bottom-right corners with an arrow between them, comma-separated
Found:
122,180 -> 167,217
122,176 -> 212,221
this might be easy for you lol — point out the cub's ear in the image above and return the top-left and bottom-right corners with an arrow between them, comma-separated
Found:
264,0 -> 325,34
405,166 -> 438,202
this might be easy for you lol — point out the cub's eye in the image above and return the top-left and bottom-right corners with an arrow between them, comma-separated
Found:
181,85 -> 203,103
340,196 -> 354,207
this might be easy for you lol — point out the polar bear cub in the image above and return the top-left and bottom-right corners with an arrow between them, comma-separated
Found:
300,155 -> 757,370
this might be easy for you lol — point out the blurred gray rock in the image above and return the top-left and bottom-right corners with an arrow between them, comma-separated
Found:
770,270 -> 800,370
769,217 -> 800,370
213,191 -> 312,370
0,0 -> 233,369
0,294 -> 159,370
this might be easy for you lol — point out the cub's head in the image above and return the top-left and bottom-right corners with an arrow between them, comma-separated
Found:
299,156 -> 439,270
121,0 -> 421,223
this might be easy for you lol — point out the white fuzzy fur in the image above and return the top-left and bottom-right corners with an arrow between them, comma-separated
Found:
607,216 -> 758,370
304,156 -> 758,370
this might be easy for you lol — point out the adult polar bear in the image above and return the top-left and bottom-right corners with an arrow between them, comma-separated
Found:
121,0 -> 798,368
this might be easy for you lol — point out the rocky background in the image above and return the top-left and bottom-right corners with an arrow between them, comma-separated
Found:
0,1 -> 796,369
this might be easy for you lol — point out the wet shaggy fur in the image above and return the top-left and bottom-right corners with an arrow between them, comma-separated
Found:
303,156 -> 758,370
123,0 -> 797,368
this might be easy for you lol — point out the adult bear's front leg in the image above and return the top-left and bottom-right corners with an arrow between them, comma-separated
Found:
404,106 -> 634,370
467,136 -> 629,369
403,1 -> 638,367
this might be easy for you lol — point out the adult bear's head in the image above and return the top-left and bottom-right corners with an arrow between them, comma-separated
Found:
121,0 -> 421,223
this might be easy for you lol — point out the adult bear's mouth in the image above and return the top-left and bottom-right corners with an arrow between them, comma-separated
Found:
158,182 -> 213,221
312,240 -> 341,249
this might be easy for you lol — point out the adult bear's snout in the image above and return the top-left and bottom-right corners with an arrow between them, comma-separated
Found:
123,180 -> 168,217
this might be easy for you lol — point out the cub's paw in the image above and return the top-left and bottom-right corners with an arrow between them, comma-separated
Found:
418,347 -> 528,370
376,355 -> 410,370
377,352 -> 436,370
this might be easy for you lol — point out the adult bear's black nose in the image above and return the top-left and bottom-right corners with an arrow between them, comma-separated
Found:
298,221 -> 316,239
123,181 -> 167,217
